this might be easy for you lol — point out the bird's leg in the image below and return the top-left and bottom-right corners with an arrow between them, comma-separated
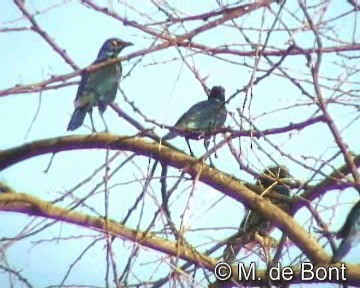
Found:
186,138 -> 195,157
204,138 -> 215,168
212,136 -> 218,158
100,112 -> 109,133
89,108 -> 97,133
204,138 -> 210,150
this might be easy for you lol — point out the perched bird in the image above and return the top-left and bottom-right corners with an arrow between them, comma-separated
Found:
163,86 -> 227,163
67,38 -> 132,131
241,166 -> 291,232
223,165 -> 292,263
256,166 -> 291,191
332,200 -> 360,262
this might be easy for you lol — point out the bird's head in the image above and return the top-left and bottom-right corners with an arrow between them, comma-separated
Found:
257,165 -> 291,188
266,165 -> 290,179
97,38 -> 133,60
209,86 -> 225,102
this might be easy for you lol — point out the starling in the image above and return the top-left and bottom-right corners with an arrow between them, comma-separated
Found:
67,38 -> 132,131
163,86 -> 227,162
332,200 -> 360,262
224,165 -> 292,263
239,166 -> 291,231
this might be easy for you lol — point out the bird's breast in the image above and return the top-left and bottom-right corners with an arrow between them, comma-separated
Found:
95,64 -> 121,91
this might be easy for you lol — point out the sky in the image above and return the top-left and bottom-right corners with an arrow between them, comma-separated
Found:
0,0 -> 359,287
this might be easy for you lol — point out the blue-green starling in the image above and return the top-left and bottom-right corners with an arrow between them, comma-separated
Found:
67,38 -> 132,131
332,200 -> 360,262
163,86 -> 227,160
223,165 -> 292,263
240,166 -> 291,232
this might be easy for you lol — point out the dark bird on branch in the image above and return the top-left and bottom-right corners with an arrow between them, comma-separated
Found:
223,165 -> 292,263
67,38 -> 132,132
163,85 -> 227,166
332,200 -> 360,263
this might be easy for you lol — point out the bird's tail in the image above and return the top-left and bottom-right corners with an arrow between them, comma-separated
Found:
67,108 -> 87,131
332,239 -> 352,263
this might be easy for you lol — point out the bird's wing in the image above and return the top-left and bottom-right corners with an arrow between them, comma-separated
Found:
73,59 -> 119,109
332,237 -> 353,262
174,100 -> 226,131
73,59 -> 98,107
337,201 -> 360,238
174,105 -> 204,129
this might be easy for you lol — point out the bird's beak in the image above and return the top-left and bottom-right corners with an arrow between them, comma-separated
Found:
124,42 -> 133,47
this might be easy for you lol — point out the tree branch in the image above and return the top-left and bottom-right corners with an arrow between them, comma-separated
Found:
0,134 -> 337,265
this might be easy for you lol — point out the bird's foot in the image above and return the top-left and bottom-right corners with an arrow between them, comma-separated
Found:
102,123 -> 110,133
209,157 -> 217,169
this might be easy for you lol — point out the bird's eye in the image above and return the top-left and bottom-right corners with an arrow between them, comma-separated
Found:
112,40 -> 120,46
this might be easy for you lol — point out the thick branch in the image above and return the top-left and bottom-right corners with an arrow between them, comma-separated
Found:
0,191 -> 215,270
0,134 -> 334,264
0,181 -> 359,285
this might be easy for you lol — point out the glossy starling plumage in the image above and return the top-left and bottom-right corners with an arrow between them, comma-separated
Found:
223,165 -> 292,263
332,200 -> 360,262
67,38 -> 132,131
240,166 -> 291,231
163,86 -> 227,160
